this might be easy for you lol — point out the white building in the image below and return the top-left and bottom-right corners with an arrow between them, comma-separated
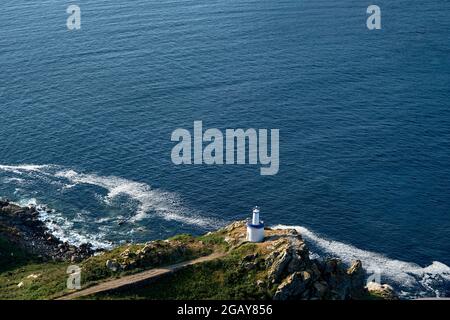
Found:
246,206 -> 265,242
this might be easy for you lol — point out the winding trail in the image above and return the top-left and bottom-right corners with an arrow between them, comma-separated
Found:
57,252 -> 225,300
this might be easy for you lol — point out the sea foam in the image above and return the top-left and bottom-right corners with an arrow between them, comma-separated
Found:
1,164 -> 223,248
0,164 -> 221,228
0,164 -> 51,174
54,169 -> 220,227
274,224 -> 450,298
2,164 -> 448,297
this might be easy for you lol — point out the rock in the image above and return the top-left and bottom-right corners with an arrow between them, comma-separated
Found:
241,254 -> 262,269
17,282 -> 24,288
221,221 -> 247,245
256,280 -> 265,288
243,253 -> 258,262
0,201 -> 97,262
267,249 -> 291,283
366,282 -> 398,300
312,281 -> 329,299
286,244 -> 308,273
323,258 -> 341,274
347,260 -> 362,275
223,221 -> 245,233
120,248 -> 136,260
314,258 -> 368,300
0,200 -> 9,208
241,262 -> 256,270
273,271 -> 312,300
347,260 -> 367,298
0,213 -> 375,300
79,243 -> 93,252
121,260 -> 137,270
105,259 -> 120,272
309,262 -> 322,278
265,235 -> 310,285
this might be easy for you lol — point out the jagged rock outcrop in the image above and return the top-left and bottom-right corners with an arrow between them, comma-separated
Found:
366,282 -> 398,300
101,238 -> 206,272
273,271 -> 313,300
0,200 -> 95,262
1,202 -> 396,300
219,220 -> 374,300
265,233 -> 310,284
106,259 -> 120,272
270,245 -> 366,299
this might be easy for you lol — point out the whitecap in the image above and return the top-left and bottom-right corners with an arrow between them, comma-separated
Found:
0,164 -> 51,174
37,206 -> 113,249
3,177 -> 26,184
273,224 -> 450,298
54,169 -> 221,228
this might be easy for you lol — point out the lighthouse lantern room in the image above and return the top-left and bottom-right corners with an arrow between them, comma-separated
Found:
246,206 -> 265,242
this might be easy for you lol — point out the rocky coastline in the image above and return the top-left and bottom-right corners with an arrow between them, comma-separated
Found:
0,199 -> 95,263
219,221 -> 370,300
0,200 -> 397,300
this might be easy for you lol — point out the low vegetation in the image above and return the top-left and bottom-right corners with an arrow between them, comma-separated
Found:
79,235 -> 219,288
90,243 -> 273,300
1,221 -> 385,300
0,229 -> 228,300
0,237 -> 68,300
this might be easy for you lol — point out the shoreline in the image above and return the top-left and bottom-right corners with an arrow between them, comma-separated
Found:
2,197 -> 450,299
0,199 -> 399,300
0,199 -> 96,263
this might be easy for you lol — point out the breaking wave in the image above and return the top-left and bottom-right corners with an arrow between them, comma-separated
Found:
54,169 -> 219,227
274,224 -> 450,298
0,164 -> 51,173
2,164 -> 448,298
0,164 -> 223,248
12,197 -> 113,249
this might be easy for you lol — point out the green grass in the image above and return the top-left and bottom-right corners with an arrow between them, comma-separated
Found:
0,236 -> 69,300
168,234 -> 195,242
75,230 -> 229,292
91,243 -> 273,300
0,262 -> 69,300
366,292 -> 385,300
198,232 -> 229,250
79,243 -> 145,286
0,236 -> 32,273
0,228 -> 230,300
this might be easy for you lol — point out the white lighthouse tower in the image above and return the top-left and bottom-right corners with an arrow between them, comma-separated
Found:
246,206 -> 265,242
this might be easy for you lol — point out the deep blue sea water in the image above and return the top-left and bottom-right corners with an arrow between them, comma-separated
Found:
1,0 -> 450,297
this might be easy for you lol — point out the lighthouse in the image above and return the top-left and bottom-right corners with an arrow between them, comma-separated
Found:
246,206 -> 265,242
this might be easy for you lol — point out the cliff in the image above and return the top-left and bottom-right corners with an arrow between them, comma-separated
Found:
0,200 -> 94,262
0,201 -> 395,300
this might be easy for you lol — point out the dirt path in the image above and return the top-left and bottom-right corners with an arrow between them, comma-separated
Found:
57,252 -> 225,300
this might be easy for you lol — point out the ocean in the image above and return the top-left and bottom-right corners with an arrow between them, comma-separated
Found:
1,0 -> 449,298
